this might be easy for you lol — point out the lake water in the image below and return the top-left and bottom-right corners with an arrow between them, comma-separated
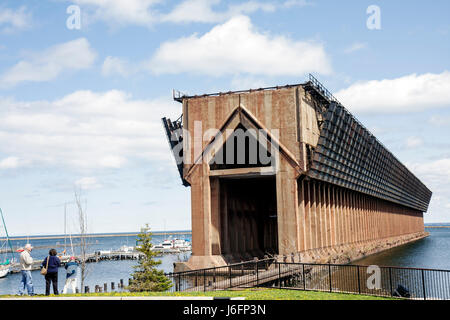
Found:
354,227 -> 450,270
0,232 -> 191,295
1,227 -> 449,295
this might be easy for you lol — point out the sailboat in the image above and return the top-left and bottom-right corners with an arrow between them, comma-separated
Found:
0,208 -> 14,278
59,202 -> 75,262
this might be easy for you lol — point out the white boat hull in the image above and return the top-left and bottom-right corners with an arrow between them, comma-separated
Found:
0,267 -> 10,278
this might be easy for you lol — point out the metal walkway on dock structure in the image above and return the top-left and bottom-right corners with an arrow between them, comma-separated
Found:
167,259 -> 450,300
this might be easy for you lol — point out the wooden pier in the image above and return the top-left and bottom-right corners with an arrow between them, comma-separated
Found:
8,249 -> 179,274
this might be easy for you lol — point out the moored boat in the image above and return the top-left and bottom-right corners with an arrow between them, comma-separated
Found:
0,208 -> 14,278
0,264 -> 10,278
172,239 -> 191,251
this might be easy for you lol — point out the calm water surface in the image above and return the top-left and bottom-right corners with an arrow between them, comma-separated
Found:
2,228 -> 449,295
0,233 -> 191,295
354,228 -> 450,270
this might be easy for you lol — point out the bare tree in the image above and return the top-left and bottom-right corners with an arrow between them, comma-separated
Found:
74,189 -> 89,292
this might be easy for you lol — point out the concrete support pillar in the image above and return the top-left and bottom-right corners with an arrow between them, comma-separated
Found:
338,188 -> 344,246
347,191 -> 354,244
315,182 -> 321,249
320,183 -> 326,249
190,165 -> 209,256
343,189 -> 349,246
319,183 -> 325,249
311,180 -> 317,249
210,177 -> 221,255
304,180 -> 312,251
326,185 -> 332,248
355,193 -> 360,243
276,161 -> 299,255
361,194 -> 366,242
298,179 -> 306,252
329,185 -> 336,248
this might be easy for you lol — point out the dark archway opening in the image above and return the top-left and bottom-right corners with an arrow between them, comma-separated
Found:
219,177 -> 278,262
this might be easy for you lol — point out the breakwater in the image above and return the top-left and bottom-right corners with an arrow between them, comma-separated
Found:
0,231 -> 191,242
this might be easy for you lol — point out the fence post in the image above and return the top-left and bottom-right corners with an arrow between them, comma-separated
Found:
203,269 -> 206,292
302,264 -> 306,290
357,265 -> 361,294
229,265 -> 232,289
389,267 -> 393,296
328,264 -> 332,292
256,260 -> 259,287
421,269 -> 426,300
178,273 -> 181,291
278,262 -> 281,289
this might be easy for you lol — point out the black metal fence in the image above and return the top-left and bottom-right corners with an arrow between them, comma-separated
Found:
165,259 -> 450,300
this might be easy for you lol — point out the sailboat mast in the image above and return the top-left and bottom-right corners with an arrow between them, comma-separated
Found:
64,203 -> 67,253
0,208 -> 14,256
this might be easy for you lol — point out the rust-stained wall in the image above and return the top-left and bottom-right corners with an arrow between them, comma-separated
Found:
297,179 -> 425,253
182,87 -> 316,171
174,86 -> 427,271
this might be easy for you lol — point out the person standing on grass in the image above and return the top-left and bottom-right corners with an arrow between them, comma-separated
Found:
41,249 -> 61,295
18,244 -> 34,296
63,256 -> 79,294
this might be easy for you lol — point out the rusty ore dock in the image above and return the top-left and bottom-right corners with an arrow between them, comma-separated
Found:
163,75 -> 432,271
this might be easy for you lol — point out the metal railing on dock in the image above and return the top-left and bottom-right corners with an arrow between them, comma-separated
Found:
165,259 -> 450,300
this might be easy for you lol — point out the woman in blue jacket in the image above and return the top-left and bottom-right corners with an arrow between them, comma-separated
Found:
41,249 -> 61,295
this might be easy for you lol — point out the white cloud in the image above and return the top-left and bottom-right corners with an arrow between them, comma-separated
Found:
75,177 -> 102,190
343,42 -> 367,54
161,0 -> 275,24
407,158 -> 450,220
230,75 -> 269,90
72,0 -> 160,27
65,0 -> 312,27
409,158 -> 450,186
0,38 -> 96,88
0,157 -> 23,169
405,137 -> 423,148
283,0 -> 313,8
101,56 -> 134,77
0,90 -> 180,171
335,71 -> 450,114
429,115 -> 450,127
0,6 -> 31,33
148,15 -> 331,76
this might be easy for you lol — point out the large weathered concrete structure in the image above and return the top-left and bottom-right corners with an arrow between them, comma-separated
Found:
163,75 -> 432,271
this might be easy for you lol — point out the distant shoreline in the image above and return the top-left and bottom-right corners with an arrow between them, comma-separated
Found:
0,231 -> 192,242
425,226 -> 450,228
1,226 -> 447,241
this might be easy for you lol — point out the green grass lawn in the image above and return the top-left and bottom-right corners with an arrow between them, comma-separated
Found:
0,288 -> 395,300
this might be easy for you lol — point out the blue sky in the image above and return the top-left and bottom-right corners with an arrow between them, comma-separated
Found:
0,0 -> 449,236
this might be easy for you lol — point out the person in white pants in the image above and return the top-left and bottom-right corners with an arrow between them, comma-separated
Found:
63,257 -> 79,294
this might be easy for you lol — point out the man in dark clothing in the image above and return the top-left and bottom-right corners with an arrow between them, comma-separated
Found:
41,248 -> 61,295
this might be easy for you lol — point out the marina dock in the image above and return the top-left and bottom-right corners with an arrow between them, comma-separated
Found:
8,248 -> 190,274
